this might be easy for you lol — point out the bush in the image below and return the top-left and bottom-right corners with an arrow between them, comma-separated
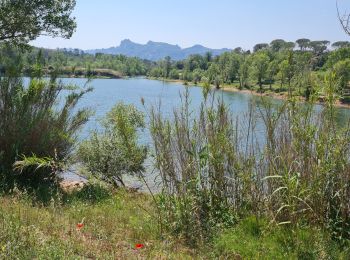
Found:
63,182 -> 112,204
0,76 -> 92,191
78,102 -> 147,187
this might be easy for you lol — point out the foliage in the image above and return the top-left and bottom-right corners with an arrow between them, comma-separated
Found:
0,0 -> 76,45
4,37 -> 350,101
145,38 -> 350,102
78,103 -> 147,187
0,75 -> 92,191
251,51 -> 270,91
0,45 -> 151,77
333,58 -> 350,91
148,76 -> 350,246
149,89 -> 249,246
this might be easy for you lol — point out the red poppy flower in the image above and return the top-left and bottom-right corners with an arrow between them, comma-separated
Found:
76,223 -> 84,230
135,243 -> 144,249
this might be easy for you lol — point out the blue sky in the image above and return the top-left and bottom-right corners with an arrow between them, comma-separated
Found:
32,0 -> 350,51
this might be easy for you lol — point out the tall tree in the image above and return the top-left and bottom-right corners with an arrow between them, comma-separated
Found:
332,41 -> 350,49
204,51 -> 212,63
308,41 -> 330,54
233,47 -> 243,54
296,38 -> 311,51
270,39 -> 287,52
333,59 -> 350,92
266,60 -> 279,90
279,51 -> 296,95
238,57 -> 250,89
0,0 -> 76,45
251,51 -> 270,92
253,43 -> 269,53
163,56 -> 172,78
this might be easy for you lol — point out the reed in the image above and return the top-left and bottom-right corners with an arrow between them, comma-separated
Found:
148,74 -> 350,246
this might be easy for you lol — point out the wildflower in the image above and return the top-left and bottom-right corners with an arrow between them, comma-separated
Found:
76,217 -> 85,231
135,243 -> 144,249
76,223 -> 84,230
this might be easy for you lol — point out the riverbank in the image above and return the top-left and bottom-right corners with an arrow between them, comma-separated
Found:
29,67 -> 124,79
150,77 -> 350,109
221,85 -> 350,109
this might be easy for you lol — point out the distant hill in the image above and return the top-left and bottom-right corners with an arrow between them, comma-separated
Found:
85,39 -> 231,61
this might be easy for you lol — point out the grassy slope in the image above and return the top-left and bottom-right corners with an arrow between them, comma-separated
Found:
0,187 -> 349,259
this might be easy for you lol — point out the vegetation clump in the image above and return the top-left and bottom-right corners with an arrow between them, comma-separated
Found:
0,74 -> 92,192
78,103 -> 147,187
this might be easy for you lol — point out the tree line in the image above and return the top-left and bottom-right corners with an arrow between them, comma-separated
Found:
0,45 -> 151,77
2,37 -> 350,102
149,39 -> 350,101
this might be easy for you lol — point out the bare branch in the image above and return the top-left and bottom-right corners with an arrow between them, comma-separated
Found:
337,0 -> 350,36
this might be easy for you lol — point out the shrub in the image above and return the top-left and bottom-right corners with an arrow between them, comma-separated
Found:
63,182 -> 112,204
78,102 -> 147,187
0,76 -> 92,191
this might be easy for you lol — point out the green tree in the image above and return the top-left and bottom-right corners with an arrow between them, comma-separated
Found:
270,39 -> 287,52
204,51 -> 212,63
309,41 -> 330,54
296,38 -> 311,51
218,52 -> 231,82
251,51 -> 270,92
285,42 -> 296,50
238,57 -> 250,89
296,38 -> 310,51
253,43 -> 269,53
227,53 -> 241,82
163,56 -> 172,78
169,68 -> 180,79
333,58 -> 350,93
192,68 -> 203,84
325,47 -> 350,68
278,51 -> 296,95
332,41 -> 350,49
0,0 -> 76,45
233,47 -> 243,54
266,60 -> 279,90
207,63 -> 220,86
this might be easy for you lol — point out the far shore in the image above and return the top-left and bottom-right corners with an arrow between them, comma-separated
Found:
149,77 -> 350,109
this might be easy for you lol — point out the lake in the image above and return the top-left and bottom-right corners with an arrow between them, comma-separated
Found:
62,78 -> 256,137
57,77 -> 350,190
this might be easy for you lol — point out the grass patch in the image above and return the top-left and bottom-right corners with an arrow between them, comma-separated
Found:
0,190 -> 349,259
213,217 -> 349,259
0,189 -> 196,259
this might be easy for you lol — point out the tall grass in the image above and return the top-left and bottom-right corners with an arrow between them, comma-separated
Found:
149,75 -> 350,246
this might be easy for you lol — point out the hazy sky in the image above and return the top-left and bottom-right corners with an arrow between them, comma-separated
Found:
31,0 -> 350,51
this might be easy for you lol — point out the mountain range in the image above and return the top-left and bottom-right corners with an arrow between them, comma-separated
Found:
85,39 -> 231,61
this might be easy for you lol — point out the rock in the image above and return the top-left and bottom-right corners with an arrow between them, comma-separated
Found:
60,180 -> 86,193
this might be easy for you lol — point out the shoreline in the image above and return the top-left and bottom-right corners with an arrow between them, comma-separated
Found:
149,77 -> 350,109
220,86 -> 350,109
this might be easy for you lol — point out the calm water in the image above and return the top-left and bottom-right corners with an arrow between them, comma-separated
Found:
61,77 -> 255,139
55,77 -> 350,189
